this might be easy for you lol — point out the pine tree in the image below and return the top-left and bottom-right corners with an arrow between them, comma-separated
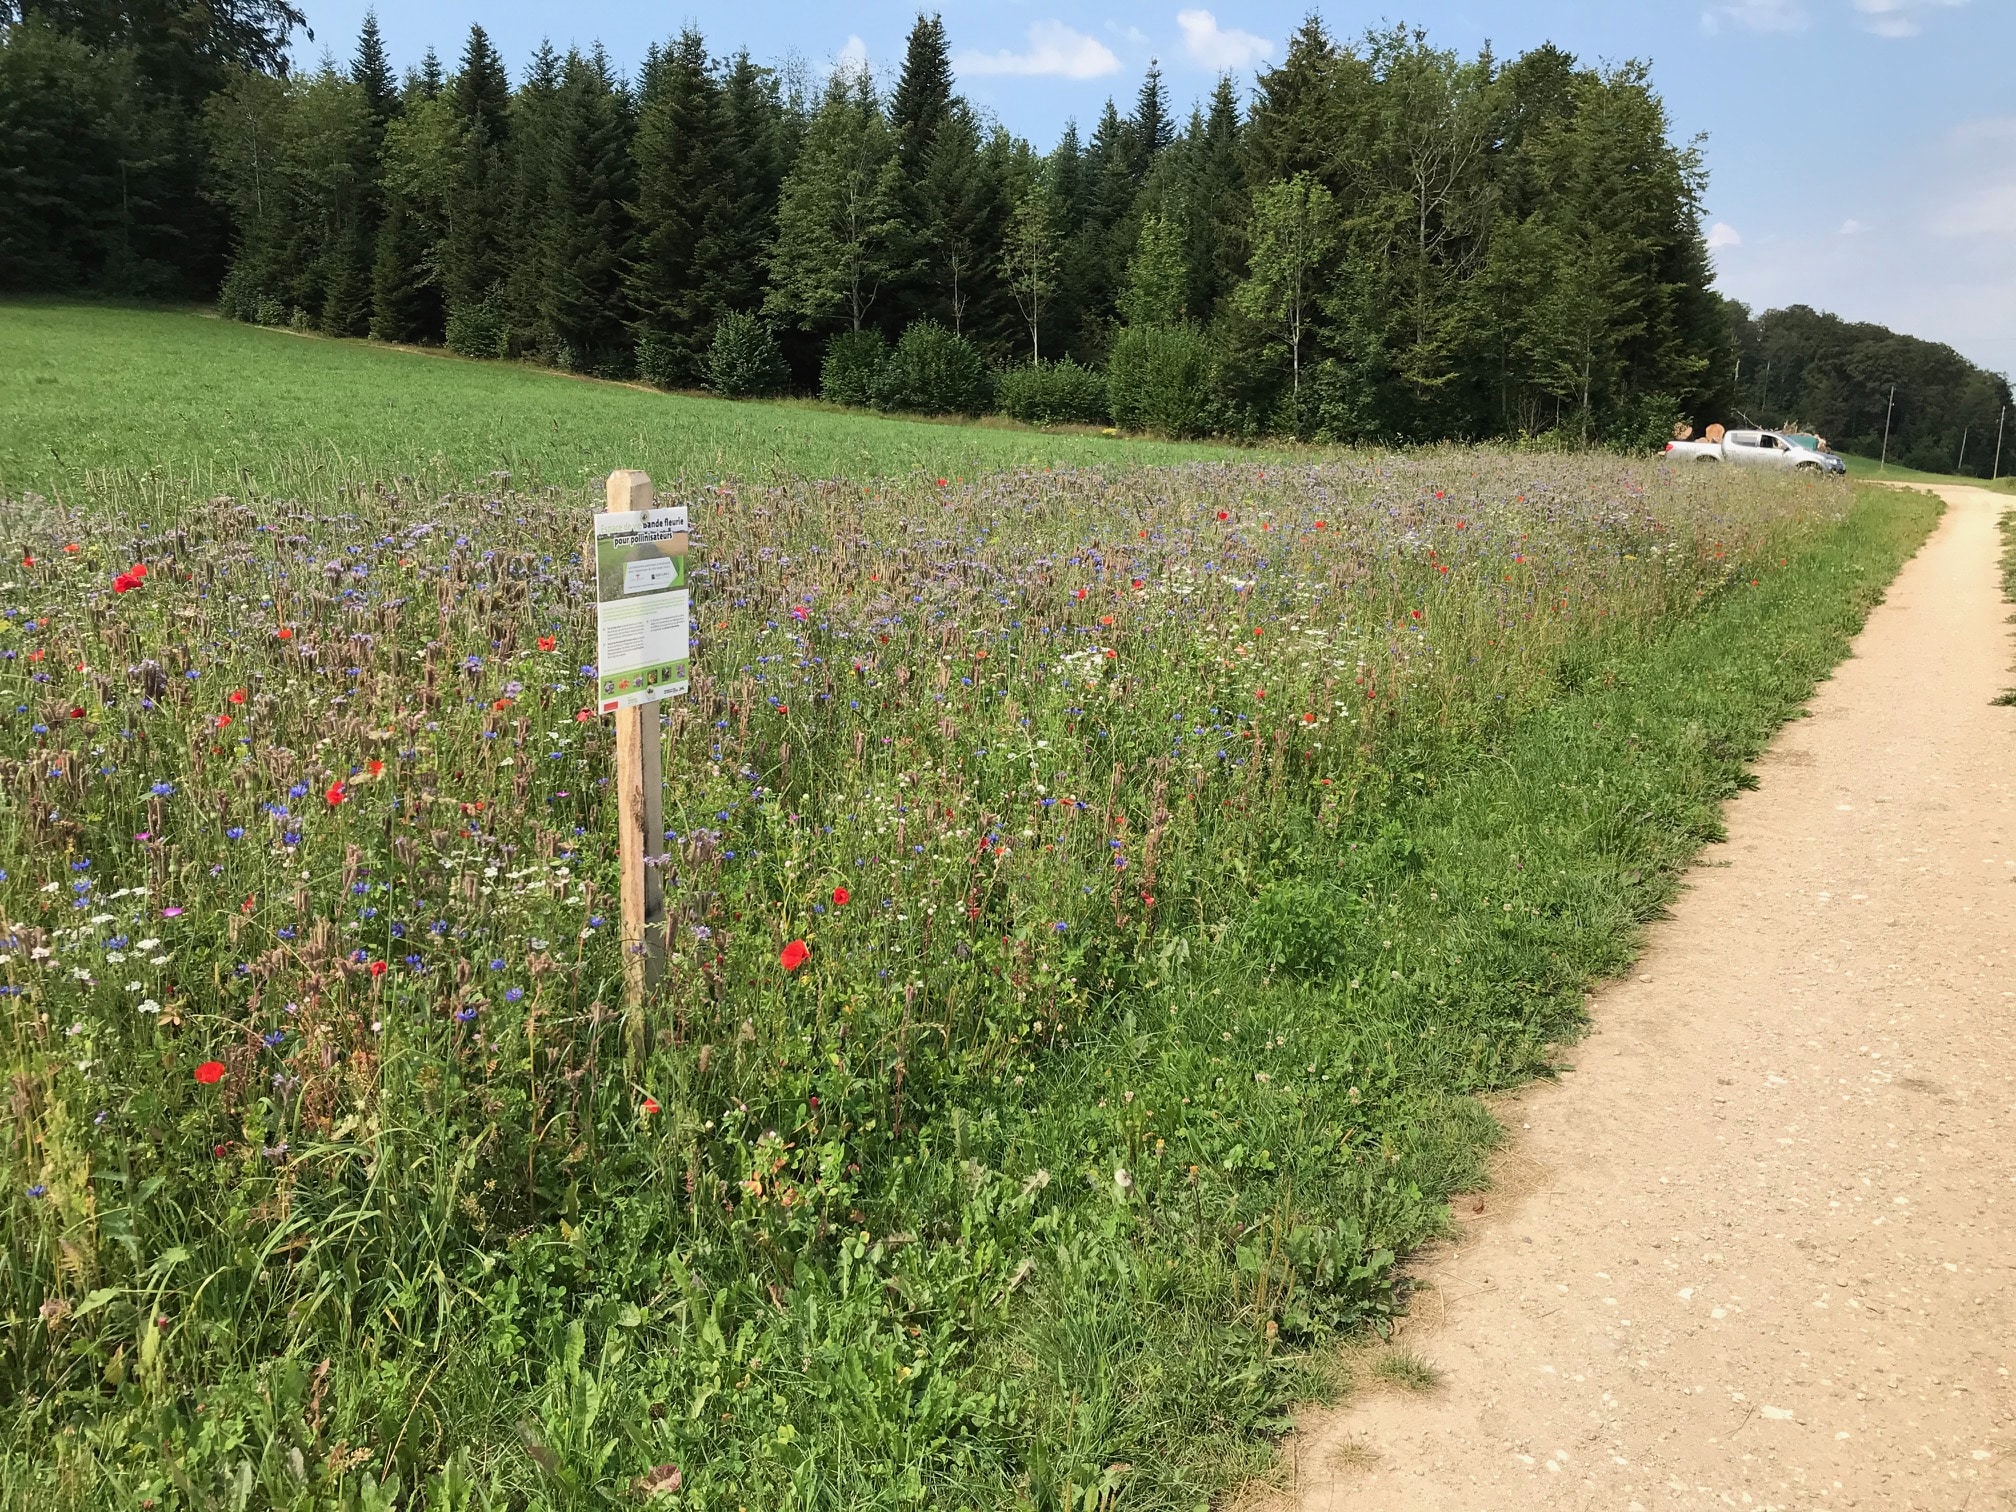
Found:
1176,77 -> 1247,323
764,66 -> 905,334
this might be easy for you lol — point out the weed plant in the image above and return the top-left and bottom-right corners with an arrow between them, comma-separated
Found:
0,452 -> 1932,1510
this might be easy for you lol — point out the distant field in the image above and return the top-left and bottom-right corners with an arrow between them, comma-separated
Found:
0,300 -> 1265,492
1839,450 -> 2016,492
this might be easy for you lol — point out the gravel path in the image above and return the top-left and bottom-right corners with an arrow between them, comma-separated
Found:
1284,485 -> 2016,1512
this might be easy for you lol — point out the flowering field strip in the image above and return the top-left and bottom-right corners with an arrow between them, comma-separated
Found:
0,456 -> 1918,1509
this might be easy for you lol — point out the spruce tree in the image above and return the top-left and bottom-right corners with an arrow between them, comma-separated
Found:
440,25 -> 511,319
702,51 -> 791,319
351,11 -> 397,127
628,29 -> 727,383
537,47 -> 635,373
889,13 -> 952,181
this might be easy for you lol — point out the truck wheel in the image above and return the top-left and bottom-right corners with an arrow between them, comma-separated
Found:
1696,455 -> 1720,464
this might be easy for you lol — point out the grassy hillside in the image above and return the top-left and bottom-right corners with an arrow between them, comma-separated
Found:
0,301 -> 1265,492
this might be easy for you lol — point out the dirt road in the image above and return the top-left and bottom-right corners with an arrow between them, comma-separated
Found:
1286,485 -> 2016,1512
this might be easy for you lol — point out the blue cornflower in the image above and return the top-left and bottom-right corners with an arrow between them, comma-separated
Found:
27,1184 -> 46,1199
587,915 -> 604,929
504,987 -> 523,1003
226,827 -> 244,840
488,958 -> 505,971
1053,921 -> 1069,931
454,1007 -> 477,1023
429,920 -> 447,936
150,782 -> 175,797
389,922 -> 406,938
282,831 -> 301,846
262,1029 -> 285,1048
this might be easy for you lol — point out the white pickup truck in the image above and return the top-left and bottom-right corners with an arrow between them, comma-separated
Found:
1664,429 -> 1847,475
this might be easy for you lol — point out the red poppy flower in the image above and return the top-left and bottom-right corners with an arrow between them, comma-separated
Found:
641,1096 -> 661,1115
369,960 -> 387,977
779,939 -> 810,972
1130,578 -> 1144,589
1217,510 -> 1229,521
1411,609 -> 1422,620
1073,587 -> 1087,600
326,781 -> 347,806
276,626 -> 294,640
193,1060 -> 225,1085
228,688 -> 247,704
1254,688 -> 1267,700
132,563 -> 147,579
215,714 -> 231,729
1099,615 -> 1114,627
63,543 -> 78,554
935,477 -> 948,487
575,708 -> 593,722
113,572 -> 138,594
832,886 -> 849,907
19,556 -> 33,567
367,759 -> 385,777
492,697 -> 512,710
537,635 -> 557,651
69,706 -> 85,719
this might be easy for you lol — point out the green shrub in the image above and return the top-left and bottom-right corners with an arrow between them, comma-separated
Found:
996,358 -> 1110,426
873,321 -> 993,416
706,312 -> 790,399
635,330 -> 683,390
820,329 -> 887,407
1108,324 -> 1212,438
444,301 -> 505,360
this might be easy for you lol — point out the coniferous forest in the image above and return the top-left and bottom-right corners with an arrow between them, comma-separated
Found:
2,2 -> 2008,462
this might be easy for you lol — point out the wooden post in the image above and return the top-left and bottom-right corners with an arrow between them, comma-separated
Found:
604,469 -> 666,1006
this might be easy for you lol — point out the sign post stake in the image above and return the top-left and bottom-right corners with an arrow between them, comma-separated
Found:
603,469 -> 667,1006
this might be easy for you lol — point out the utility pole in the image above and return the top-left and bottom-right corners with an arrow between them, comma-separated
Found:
1880,384 -> 1896,474
1995,405 -> 2007,482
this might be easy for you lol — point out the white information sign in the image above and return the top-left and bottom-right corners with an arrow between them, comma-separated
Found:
593,505 -> 690,711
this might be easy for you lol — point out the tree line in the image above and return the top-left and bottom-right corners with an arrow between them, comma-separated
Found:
3,3 -> 2007,455
1721,301 -> 2011,478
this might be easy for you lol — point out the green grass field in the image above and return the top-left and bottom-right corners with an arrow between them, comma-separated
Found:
0,300 -> 1267,493
1839,449 -> 2016,492
0,302 -> 1941,1510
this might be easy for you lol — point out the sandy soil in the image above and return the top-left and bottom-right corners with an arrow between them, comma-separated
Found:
1280,486 -> 2016,1512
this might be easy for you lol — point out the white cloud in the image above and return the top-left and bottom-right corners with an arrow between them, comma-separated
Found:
1701,0 -> 1809,35
1707,222 -> 1745,251
831,35 -> 869,77
1176,9 -> 1274,70
957,21 -> 1121,79
1839,218 -> 1868,235
1852,0 -> 1969,39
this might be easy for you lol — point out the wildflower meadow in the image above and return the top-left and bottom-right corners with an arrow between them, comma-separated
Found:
0,453 -> 1933,1509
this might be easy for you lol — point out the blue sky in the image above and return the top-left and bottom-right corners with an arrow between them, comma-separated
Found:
296,1 -> 2016,378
